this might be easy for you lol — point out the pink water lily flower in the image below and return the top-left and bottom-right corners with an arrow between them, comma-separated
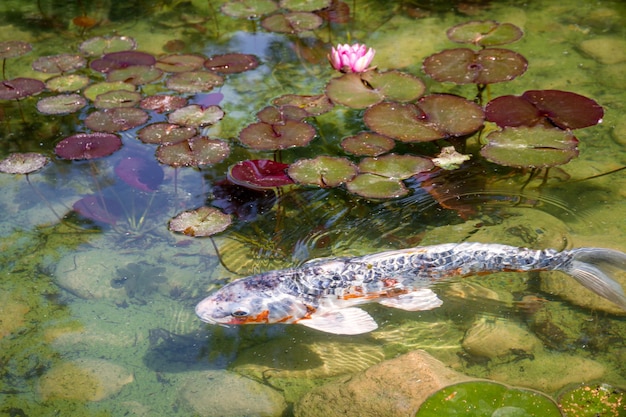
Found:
329,43 -> 375,73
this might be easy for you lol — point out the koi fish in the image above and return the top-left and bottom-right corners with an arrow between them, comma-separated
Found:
195,243 -> 626,335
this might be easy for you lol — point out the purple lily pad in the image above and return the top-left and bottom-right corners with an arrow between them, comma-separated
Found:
484,95 -> 540,128
341,132 -> 395,156
166,71 -> 224,93
0,78 -> 46,100
204,53 -> 259,74
106,65 -> 163,85
169,206 -> 232,237
221,0 -> 278,19
115,155 -> 164,192
140,95 -> 187,113
446,20 -> 523,46
239,120 -> 316,150
83,81 -> 135,101
261,12 -> 323,33
272,94 -> 334,116
228,160 -> 294,190
0,152 -> 49,174
156,54 -> 207,73
79,36 -> 137,56
156,136 -> 230,167
93,90 -> 142,109
73,195 -> 123,225
287,156 -> 357,187
37,94 -> 87,114
32,54 -> 86,74
167,104 -> 224,127
358,154 -> 434,179
55,132 -> 122,160
137,123 -> 196,145
423,47 -> 527,84
45,74 -> 90,92
0,40 -> 32,59
90,50 -> 156,73
84,108 -> 149,132
346,173 -> 408,199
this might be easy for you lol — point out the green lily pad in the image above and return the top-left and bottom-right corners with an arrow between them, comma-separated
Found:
221,0 -> 278,19
107,65 -> 163,85
167,104 -> 224,128
416,381 -> 562,416
156,54 -> 206,73
346,173 -> 408,199
169,206 -> 231,237
272,94 -> 334,116
37,94 -> 87,114
83,81 -> 135,102
558,383 -> 624,417
45,74 -> 90,92
341,132 -> 395,156
156,136 -> 230,167
359,154 -> 433,179
363,102 -> 442,142
447,20 -> 523,46
166,71 -> 224,93
480,126 -> 579,168
138,123 -> 196,145
279,0 -> 331,12
288,156 -> 357,187
418,94 -> 484,136
94,90 -> 142,109
0,40 -> 32,59
78,36 -> 136,56
261,12 -> 323,33
32,53 -> 86,73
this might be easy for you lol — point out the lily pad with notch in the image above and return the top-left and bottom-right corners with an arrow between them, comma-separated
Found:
446,20 -> 523,46
166,71 -> 224,93
287,156 -> 357,187
85,108 -> 149,132
106,65 -> 163,85
55,132 -> 122,160
94,90 -> 142,109
169,206 -> 232,237
167,104 -> 224,128
358,154 -> 433,179
0,78 -> 46,100
261,12 -> 323,33
228,160 -> 294,190
137,123 -> 196,145
346,173 -> 408,199
279,0 -> 331,12
140,95 -> 187,113
79,36 -> 137,56
32,53 -> 86,74
83,81 -> 135,101
90,50 -> 156,73
221,0 -> 278,19
37,94 -> 87,114
204,53 -> 259,74
239,119 -> 316,150
156,136 -> 230,167
272,94 -> 334,116
256,105 -> 308,123
341,132 -> 395,156
156,54 -> 206,73
45,74 -> 90,92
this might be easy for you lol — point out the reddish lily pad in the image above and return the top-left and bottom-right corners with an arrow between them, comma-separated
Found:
106,65 -> 163,85
37,94 -> 87,114
0,152 -> 49,174
239,120 -> 316,150
346,173 -> 408,199
167,104 -> 224,127
272,94 -> 334,116
480,126 -> 579,168
484,95 -> 539,128
204,53 -> 259,74
83,81 -> 135,101
446,20 -> 523,46
156,54 -> 206,73
169,206 -> 231,237
359,154 -> 433,179
114,155 -> 164,192
140,95 -> 187,113
94,90 -> 142,109
32,54 -> 86,74
137,123 -> 196,145
341,132 -> 395,156
156,136 -> 230,167
0,78 -> 46,100
0,40 -> 32,59
261,12 -> 323,33
166,71 -> 224,93
84,108 -> 149,132
79,36 -> 137,56
423,48 -> 527,84
73,195 -> 123,225
221,0 -> 278,19
90,50 -> 156,73
228,160 -> 294,189
45,74 -> 90,92
256,105 -> 308,123
287,156 -> 357,187
55,132 -> 122,160
280,0 -> 331,12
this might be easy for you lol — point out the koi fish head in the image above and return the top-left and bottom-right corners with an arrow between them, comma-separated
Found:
195,272 -> 312,326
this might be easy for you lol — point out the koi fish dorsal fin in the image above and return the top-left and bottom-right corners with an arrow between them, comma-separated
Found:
378,289 -> 443,311
298,307 -> 378,335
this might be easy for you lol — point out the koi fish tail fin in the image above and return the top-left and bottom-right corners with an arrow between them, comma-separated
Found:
562,248 -> 626,310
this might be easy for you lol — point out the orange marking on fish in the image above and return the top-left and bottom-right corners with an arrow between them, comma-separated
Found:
234,310 -> 270,324
382,278 -> 399,287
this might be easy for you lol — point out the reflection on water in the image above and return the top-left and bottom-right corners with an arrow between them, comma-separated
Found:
0,0 -> 625,415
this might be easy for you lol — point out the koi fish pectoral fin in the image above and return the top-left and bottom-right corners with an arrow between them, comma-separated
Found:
297,307 -> 378,335
377,288 -> 443,311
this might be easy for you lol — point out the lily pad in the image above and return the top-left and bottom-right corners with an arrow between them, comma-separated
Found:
84,108 -> 149,132
416,381 -> 561,416
37,94 -> 87,114
0,78 -> 46,100
417,94 -> 485,136
359,154 -> 433,179
55,132 -> 122,160
0,40 -> 32,59
446,20 -> 523,46
256,105 -> 308,123
45,74 -> 90,92
228,160 -> 294,189
272,94 -> 334,116
558,383 -> 624,417
287,156 -> 357,187
166,71 -> 224,93
423,47 -> 528,84
140,95 -> 187,113
326,70 -> 425,109
32,54 -> 86,73
221,0 -> 278,19
137,123 -> 196,145
156,54 -> 206,73
341,132 -> 395,156
169,206 -> 232,237
79,36 -> 136,56
239,120 -> 316,150
279,0 -> 331,12
0,152 -> 49,174
156,136 -> 230,167
480,125 -> 579,168
94,90 -> 142,109
106,65 -> 163,85
167,104 -> 224,127
261,12 -> 323,33
90,51 -> 156,73
114,155 -> 164,192
204,53 -> 259,74
346,173 -> 408,199
83,81 -> 135,102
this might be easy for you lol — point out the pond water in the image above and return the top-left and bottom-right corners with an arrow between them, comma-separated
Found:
1,0 -> 625,416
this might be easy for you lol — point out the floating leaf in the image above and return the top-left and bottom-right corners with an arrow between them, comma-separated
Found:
55,132 -> 122,160
317,0 -> 350,23
79,36 -> 137,56
341,132 -> 395,156
156,136 -> 230,167
32,54 -> 86,74
137,123 -> 196,145
156,54 -> 206,73
417,94 -> 484,136
346,173 -> 408,199
45,74 -> 90,92
84,108 -> 149,132
0,40 -> 32,59
140,95 -> 187,113
272,94 -> 334,116
166,71 -> 224,93
239,120 -> 316,150
106,65 -> 163,85
480,125 -> 579,168
90,51 -> 156,73
558,384 -> 624,417
204,53 -> 259,74
115,155 -> 164,192
221,0 -> 278,19
167,104 -> 224,127
446,20 -> 523,46
94,90 -> 142,109
73,195 -> 123,225
0,152 -> 49,174
228,160 -> 294,189
0,78 -> 46,100
261,12 -> 323,33
359,154 -> 433,179
484,95 -> 540,128
423,47 -> 527,84
279,0 -> 331,12
169,206 -> 231,237
287,156 -> 357,187
37,94 -> 87,114
256,105 -> 308,124
83,81 -> 135,101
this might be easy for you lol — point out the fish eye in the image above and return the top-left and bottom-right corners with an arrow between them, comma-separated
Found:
231,309 -> 249,317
